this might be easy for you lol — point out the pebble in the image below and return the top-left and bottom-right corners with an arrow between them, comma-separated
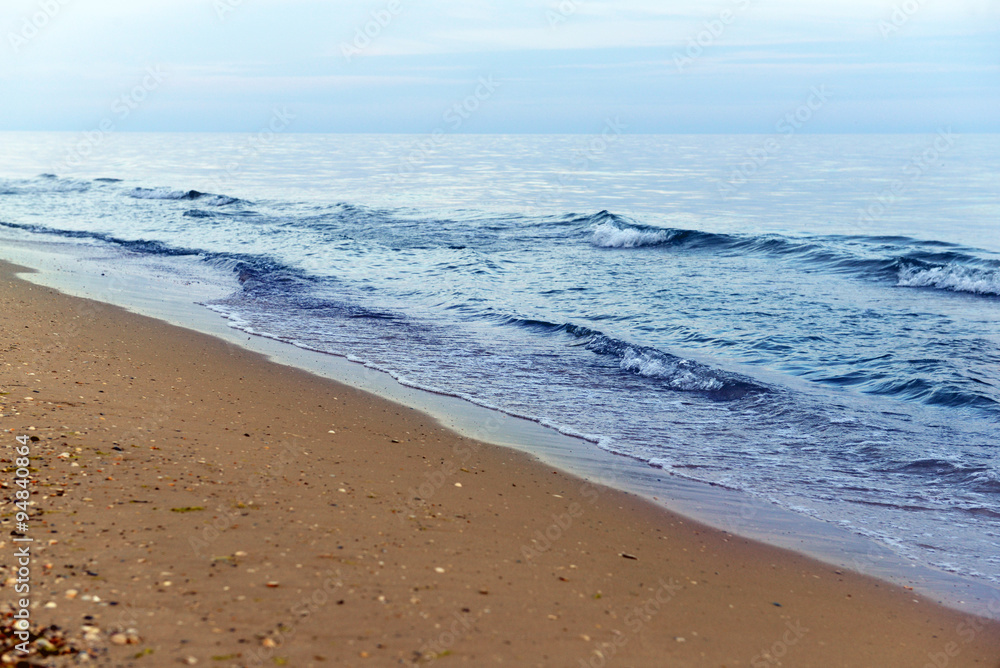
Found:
109,629 -> 142,645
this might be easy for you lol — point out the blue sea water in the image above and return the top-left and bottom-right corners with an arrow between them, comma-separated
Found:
0,131 -> 998,590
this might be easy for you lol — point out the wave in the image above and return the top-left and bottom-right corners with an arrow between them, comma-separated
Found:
502,316 -> 768,400
0,220 -> 311,293
585,329 -> 767,399
581,211 -> 1000,299
182,209 -> 258,219
183,209 -> 217,219
128,187 -> 243,206
0,220 -> 202,256
583,211 -> 718,249
0,175 -> 91,195
591,222 -> 673,248
897,263 -> 1000,296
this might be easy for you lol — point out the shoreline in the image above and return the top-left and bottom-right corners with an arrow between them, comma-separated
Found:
4,237 -> 1000,616
2,259 -> 1000,666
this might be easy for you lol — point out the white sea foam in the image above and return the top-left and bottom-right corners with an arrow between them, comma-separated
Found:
591,222 -> 671,248
619,348 -> 725,392
897,264 -> 1000,296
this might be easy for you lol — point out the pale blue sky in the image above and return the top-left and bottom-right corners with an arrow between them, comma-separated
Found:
1,0 -> 997,133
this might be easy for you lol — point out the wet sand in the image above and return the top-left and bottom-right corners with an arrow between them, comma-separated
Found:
2,259 -> 999,667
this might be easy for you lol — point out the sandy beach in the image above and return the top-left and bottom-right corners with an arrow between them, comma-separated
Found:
1,258 -> 998,668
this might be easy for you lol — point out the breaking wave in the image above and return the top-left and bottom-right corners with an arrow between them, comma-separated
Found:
580,211 -> 1000,299
501,316 -> 768,400
897,263 -> 1000,296
591,221 -> 674,248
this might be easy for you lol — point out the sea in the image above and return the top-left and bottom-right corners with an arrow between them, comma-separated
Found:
1,131 -> 998,602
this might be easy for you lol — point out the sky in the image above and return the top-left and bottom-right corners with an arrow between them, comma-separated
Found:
0,0 -> 997,133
